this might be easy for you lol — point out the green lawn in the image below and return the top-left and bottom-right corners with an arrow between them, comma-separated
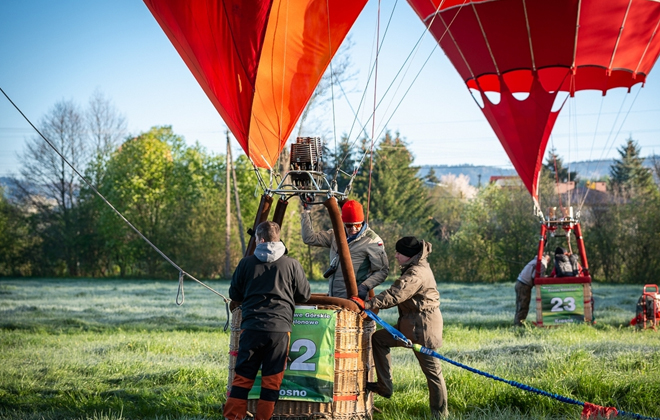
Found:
0,279 -> 658,420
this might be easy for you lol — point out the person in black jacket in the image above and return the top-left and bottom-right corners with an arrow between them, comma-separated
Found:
224,221 -> 311,420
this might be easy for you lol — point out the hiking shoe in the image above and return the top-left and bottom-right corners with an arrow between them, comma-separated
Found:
366,382 -> 392,399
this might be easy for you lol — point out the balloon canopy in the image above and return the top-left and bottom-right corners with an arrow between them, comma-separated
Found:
144,0 -> 660,202
407,0 -> 660,202
143,0 -> 367,169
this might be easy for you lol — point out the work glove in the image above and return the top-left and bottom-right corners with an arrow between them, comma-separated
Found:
350,296 -> 365,311
357,284 -> 369,300
300,194 -> 313,211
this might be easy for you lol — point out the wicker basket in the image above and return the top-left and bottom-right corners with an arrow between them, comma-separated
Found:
228,305 -> 375,419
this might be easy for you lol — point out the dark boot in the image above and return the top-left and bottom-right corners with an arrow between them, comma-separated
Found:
366,382 -> 392,398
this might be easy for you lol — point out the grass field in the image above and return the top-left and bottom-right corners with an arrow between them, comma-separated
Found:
1,278 -> 659,420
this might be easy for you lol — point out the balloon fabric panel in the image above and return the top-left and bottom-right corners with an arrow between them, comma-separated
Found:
407,0 -> 660,201
144,0 -> 367,169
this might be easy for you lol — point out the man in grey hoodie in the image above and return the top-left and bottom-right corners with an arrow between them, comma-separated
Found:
224,221 -> 311,420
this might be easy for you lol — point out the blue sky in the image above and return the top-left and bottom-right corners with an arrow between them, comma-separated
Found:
2,1 -> 660,178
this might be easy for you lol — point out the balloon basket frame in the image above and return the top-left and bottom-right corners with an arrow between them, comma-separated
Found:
228,306 -> 375,420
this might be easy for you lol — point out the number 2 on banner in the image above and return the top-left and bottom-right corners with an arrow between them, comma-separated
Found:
289,339 -> 317,371
550,297 -> 576,312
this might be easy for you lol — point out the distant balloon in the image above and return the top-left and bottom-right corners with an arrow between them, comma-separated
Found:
407,0 -> 660,202
143,0 -> 367,169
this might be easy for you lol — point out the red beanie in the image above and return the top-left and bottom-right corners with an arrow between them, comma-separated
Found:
341,200 -> 364,223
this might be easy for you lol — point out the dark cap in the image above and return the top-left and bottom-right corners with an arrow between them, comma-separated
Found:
396,236 -> 423,258
555,247 -> 566,255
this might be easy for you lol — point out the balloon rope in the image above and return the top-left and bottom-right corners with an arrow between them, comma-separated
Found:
325,0 -> 338,165
0,87 -> 231,315
578,84 -> 642,211
365,309 -> 659,420
366,0 -> 382,224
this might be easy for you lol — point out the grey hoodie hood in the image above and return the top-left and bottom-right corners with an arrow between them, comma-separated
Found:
254,241 -> 287,263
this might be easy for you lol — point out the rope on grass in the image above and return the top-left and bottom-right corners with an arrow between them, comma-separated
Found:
364,309 -> 659,420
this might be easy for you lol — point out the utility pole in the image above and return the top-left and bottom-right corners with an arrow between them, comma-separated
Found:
229,142 -> 246,254
225,130 -> 232,279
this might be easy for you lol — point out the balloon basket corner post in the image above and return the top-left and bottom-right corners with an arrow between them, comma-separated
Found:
534,278 -> 594,327
228,306 -> 375,419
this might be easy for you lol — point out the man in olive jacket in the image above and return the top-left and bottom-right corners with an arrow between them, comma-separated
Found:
301,199 -> 388,298
363,236 -> 448,419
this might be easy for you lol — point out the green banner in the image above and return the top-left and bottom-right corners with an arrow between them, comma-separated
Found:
540,284 -> 585,325
249,307 -> 336,402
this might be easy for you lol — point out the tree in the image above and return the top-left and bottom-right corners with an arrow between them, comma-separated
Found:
87,89 -> 127,158
425,168 -> 440,185
97,127 -> 177,276
17,99 -> 88,276
353,131 -> 430,223
610,137 -> 654,194
0,187 -> 36,276
325,134 -> 358,194
543,147 -> 578,183
651,154 -> 660,187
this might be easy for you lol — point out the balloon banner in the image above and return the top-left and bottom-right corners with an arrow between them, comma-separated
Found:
249,307 -> 336,402
538,284 -> 585,325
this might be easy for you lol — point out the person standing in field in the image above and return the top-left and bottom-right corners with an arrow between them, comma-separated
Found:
301,199 -> 388,299
514,254 -> 551,326
352,236 -> 448,419
224,221 -> 311,420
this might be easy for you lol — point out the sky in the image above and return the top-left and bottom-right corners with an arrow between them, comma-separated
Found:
2,1 -> 660,179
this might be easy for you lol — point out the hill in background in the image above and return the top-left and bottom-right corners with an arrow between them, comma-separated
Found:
419,157 -> 658,186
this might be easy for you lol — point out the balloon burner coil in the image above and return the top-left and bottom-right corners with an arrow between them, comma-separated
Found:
290,137 -> 323,187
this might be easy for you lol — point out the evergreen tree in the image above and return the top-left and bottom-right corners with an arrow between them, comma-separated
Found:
425,168 -> 440,184
353,131 -> 429,223
610,137 -> 654,193
325,134 -> 358,194
543,147 -> 578,183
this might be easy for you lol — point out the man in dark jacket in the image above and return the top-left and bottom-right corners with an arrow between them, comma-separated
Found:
224,221 -> 311,420
358,236 -> 448,419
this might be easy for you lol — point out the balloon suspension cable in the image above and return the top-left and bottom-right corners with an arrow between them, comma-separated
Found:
370,0 -> 451,144
323,0 -> 338,162
578,84 -> 642,212
333,0 -> 450,190
366,0 -> 382,225
0,87 -> 231,328
261,156 -> 275,189
534,201 -> 544,221
552,150 -> 564,212
366,0 -> 461,145
248,156 -> 268,191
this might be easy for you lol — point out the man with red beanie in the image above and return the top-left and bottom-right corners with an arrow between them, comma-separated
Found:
361,236 -> 448,419
301,199 -> 388,298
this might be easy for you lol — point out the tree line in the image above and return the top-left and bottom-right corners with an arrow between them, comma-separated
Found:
2,96 -> 660,284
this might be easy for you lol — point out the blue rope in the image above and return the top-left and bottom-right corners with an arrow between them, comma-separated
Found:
364,309 -> 660,420
365,309 -> 412,347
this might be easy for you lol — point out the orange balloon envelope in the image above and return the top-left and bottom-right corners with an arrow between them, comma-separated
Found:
143,0 -> 367,169
407,0 -> 660,202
